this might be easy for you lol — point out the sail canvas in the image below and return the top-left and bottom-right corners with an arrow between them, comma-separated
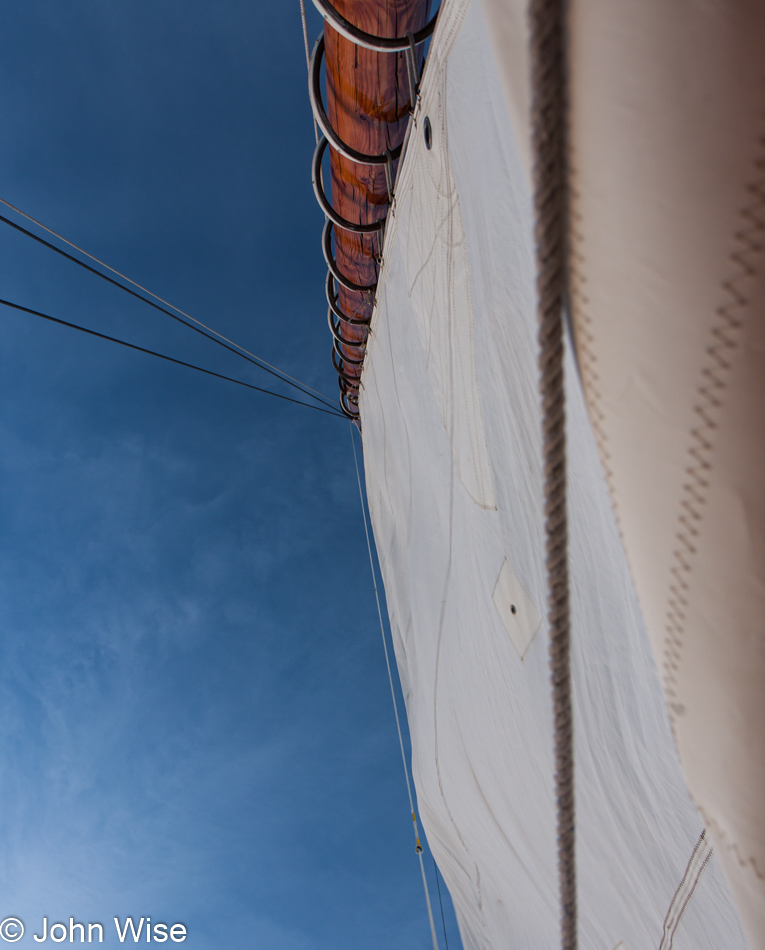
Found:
359,1 -> 750,946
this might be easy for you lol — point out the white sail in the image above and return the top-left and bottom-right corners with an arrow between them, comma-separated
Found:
359,0 -> 751,946
479,0 -> 765,942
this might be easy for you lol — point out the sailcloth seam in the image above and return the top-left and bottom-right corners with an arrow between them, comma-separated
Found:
567,172 -> 621,535
361,0 -> 470,361
662,125 -> 765,735
696,807 -> 765,883
403,63 -> 497,510
430,96 -> 483,896
660,122 -> 765,894
658,829 -> 713,950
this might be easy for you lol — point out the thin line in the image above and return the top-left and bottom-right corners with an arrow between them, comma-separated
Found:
659,831 -> 713,950
0,297 -> 345,419
299,0 -> 320,144
433,856 -> 450,950
660,831 -> 706,946
668,850 -> 712,950
0,200 -> 334,408
350,424 -> 415,811
349,424 -> 440,950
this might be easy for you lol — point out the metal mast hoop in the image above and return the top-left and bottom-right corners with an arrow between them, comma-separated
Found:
312,137 -> 386,235
322,219 -> 379,294
310,37 -> 404,167
310,0 -> 438,51
307,3 -> 439,419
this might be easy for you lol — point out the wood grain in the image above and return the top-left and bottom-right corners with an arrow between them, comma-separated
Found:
323,0 -> 430,408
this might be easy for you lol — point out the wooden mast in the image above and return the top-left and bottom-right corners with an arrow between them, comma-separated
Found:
322,0 -> 430,417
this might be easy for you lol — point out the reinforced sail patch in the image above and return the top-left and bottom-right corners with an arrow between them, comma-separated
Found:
492,557 -> 542,660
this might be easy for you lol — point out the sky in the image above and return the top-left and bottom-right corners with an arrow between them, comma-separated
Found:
0,2 -> 459,947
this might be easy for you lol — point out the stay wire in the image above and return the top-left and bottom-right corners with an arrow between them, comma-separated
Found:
0,297 -> 345,419
0,203 -> 336,411
299,0 -> 320,144
433,857 -> 450,950
349,424 -> 440,950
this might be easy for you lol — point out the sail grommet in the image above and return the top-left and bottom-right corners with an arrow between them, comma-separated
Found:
423,116 -> 432,150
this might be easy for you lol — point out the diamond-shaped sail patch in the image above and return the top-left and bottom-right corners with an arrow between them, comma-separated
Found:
492,558 -> 542,660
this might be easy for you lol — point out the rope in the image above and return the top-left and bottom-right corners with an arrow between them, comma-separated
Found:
349,424 -> 440,950
0,200 -> 335,410
299,0 -> 320,144
433,856 -> 450,950
528,1 -> 577,949
0,297 -> 345,419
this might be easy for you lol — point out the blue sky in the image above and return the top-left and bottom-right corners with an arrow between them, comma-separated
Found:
0,2 -> 457,947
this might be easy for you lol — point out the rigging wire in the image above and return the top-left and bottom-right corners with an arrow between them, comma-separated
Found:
0,297 -> 345,419
349,423 -> 440,950
299,0 -> 320,145
0,201 -> 336,411
433,857 -> 450,950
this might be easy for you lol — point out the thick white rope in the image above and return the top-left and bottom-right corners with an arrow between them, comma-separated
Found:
350,424 -> 440,950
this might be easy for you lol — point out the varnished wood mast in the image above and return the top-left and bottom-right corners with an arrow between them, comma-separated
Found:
324,0 -> 430,414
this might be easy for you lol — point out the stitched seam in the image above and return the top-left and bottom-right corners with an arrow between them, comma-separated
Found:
568,173 -> 622,529
662,124 -> 765,879
571,124 -> 765,878
663,127 -> 765,722
697,804 -> 765,882
658,829 -> 712,950
667,850 -> 713,950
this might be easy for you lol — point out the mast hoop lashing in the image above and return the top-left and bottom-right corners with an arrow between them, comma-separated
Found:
310,0 -> 438,52
404,32 -> 420,109
338,378 -> 361,399
339,393 -> 360,419
325,272 -> 373,327
327,306 -> 368,348
332,346 -> 363,382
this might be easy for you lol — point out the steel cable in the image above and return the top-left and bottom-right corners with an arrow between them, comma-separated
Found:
349,424 -> 440,950
0,297 -> 345,419
0,202 -> 336,411
299,0 -> 320,144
